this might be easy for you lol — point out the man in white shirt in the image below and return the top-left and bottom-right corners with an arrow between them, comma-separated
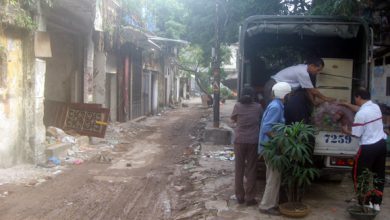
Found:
263,57 -> 334,106
341,88 -> 387,211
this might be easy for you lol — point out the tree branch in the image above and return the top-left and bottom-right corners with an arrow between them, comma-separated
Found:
175,61 -> 213,99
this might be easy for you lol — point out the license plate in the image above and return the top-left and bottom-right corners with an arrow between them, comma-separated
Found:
315,131 -> 359,155
322,133 -> 353,144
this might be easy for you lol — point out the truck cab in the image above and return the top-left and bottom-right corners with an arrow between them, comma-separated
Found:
238,16 -> 372,177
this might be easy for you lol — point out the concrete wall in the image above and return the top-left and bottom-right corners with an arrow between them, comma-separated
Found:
106,53 -> 117,121
45,32 -> 78,102
108,74 -> 117,121
0,32 -> 30,167
158,74 -> 166,110
93,51 -> 107,106
84,31 -> 94,103
152,73 -> 158,114
175,76 -> 180,102
371,66 -> 387,104
372,53 -> 390,105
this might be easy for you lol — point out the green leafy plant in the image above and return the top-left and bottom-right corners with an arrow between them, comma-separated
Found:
220,87 -> 234,100
0,0 -> 46,31
355,169 -> 383,213
14,12 -> 36,30
263,121 -> 319,203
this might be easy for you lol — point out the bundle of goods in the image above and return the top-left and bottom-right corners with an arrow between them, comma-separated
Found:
313,102 -> 355,131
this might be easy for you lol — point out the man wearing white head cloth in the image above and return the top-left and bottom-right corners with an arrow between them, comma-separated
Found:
258,82 -> 291,215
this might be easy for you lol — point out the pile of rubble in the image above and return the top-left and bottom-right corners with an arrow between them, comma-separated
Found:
0,119 -> 151,187
44,121 -> 152,167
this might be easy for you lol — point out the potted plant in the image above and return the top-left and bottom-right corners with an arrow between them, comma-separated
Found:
263,121 -> 319,218
347,169 -> 380,220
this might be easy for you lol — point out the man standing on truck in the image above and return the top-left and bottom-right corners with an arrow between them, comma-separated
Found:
341,88 -> 387,211
263,57 -> 334,106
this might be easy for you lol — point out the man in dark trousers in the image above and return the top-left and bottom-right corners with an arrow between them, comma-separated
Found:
341,88 -> 387,212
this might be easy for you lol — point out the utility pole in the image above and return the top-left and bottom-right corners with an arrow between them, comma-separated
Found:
212,0 -> 221,128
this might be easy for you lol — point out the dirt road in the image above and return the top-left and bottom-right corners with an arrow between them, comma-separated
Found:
0,100 -> 208,220
2,98 -> 390,220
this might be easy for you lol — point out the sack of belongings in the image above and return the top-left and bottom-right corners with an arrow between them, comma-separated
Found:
313,102 -> 355,131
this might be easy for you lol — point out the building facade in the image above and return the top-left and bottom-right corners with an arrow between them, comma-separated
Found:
0,0 -> 184,167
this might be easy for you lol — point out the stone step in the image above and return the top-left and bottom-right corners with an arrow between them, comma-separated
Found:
45,142 -> 73,159
203,122 -> 233,145
75,136 -> 89,147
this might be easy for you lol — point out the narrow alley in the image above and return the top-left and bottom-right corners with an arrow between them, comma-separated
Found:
0,99 -> 208,220
1,98 -> 389,220
1,1 -> 390,220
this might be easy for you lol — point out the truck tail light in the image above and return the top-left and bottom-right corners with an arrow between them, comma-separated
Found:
329,157 -> 354,167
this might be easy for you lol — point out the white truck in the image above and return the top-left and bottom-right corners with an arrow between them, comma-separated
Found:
238,16 -> 372,179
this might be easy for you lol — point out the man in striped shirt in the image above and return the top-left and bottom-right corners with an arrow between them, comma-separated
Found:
341,88 -> 387,212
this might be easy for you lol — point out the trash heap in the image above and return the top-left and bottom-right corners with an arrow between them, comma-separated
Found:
203,146 -> 235,161
45,126 -> 89,167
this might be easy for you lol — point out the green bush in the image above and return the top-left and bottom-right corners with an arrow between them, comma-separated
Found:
263,122 -> 319,202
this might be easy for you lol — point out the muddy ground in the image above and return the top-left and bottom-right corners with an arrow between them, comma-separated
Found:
0,98 -> 389,220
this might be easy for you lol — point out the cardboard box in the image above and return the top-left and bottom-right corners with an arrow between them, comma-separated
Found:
317,58 -> 353,102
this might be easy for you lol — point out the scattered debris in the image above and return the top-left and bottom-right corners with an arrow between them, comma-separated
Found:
73,159 -> 84,165
174,208 -> 203,220
183,160 -> 196,170
53,170 -> 62,175
174,185 -> 185,192
190,142 -> 201,155
48,157 -> 61,166
92,151 -> 113,164
0,165 -> 63,186
47,126 -> 76,144
203,147 -> 234,161
205,200 -> 229,212
0,191 -> 9,198
188,135 -> 196,140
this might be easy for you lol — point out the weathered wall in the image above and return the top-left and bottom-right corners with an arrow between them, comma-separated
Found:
372,53 -> 390,105
84,31 -> 95,103
152,73 -> 158,114
0,31 -> 29,167
93,51 -> 107,106
175,76 -> 180,102
45,32 -> 78,102
106,53 -> 117,121
158,74 -> 166,111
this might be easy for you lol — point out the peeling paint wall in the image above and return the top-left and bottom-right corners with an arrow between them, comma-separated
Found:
84,32 -> 95,103
372,53 -> 390,105
93,51 -> 107,106
158,74 -> 166,110
0,32 -> 28,167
